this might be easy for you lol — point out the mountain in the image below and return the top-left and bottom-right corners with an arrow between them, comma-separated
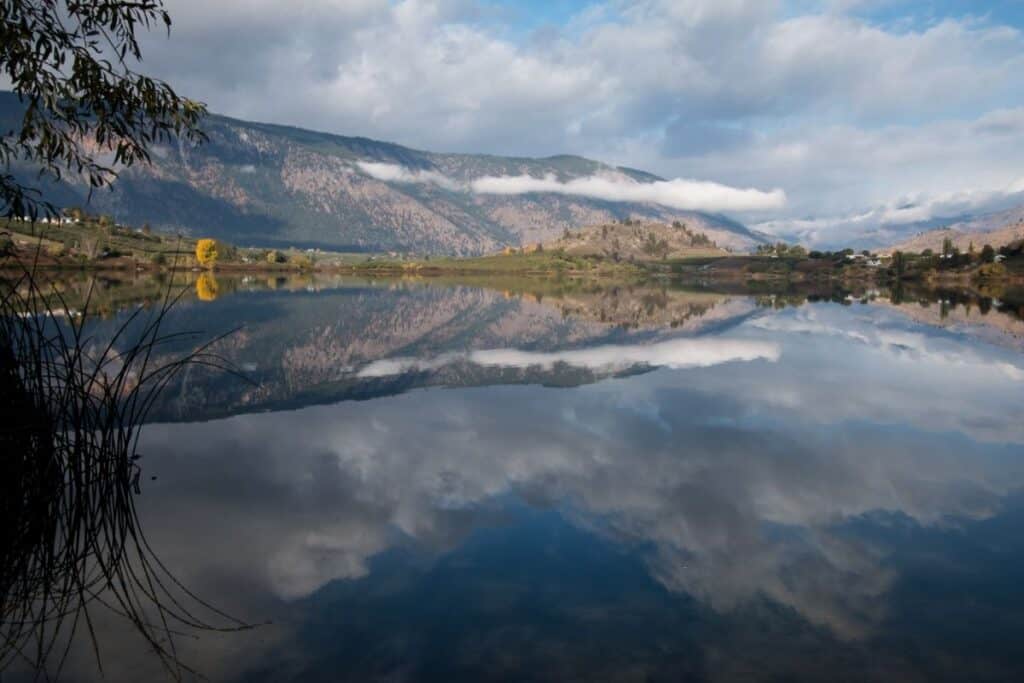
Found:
1,92 -> 761,255
864,202 -> 1024,250
887,207 -> 1024,253
889,223 -> 1024,255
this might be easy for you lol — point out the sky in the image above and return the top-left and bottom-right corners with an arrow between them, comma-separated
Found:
136,0 -> 1024,243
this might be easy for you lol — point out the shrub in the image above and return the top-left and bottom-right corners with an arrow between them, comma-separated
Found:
289,253 -> 313,269
976,262 -> 1006,280
266,249 -> 286,264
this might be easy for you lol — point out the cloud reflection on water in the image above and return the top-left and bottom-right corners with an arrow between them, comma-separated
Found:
356,337 -> 780,378
136,300 -> 1024,646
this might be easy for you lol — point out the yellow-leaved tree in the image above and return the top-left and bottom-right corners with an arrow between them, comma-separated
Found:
195,239 -> 219,267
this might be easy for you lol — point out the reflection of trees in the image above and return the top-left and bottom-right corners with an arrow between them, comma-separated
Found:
548,286 -> 728,329
0,271 -> 250,679
196,272 -> 220,301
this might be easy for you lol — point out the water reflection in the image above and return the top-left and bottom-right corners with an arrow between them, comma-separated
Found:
124,280 -> 765,420
8,275 -> 1024,681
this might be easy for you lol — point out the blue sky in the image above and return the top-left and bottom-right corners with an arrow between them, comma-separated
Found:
135,0 -> 1024,244
850,0 -> 1024,28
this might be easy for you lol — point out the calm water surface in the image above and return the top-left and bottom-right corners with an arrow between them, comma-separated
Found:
29,278 -> 1024,681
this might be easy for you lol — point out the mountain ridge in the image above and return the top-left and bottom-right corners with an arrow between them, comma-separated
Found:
888,219 -> 1024,254
1,92 -> 761,255
856,203 -> 1024,251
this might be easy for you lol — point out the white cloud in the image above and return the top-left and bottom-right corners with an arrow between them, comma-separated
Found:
356,161 -> 785,212
356,161 -> 462,191
130,0 -> 1024,238
470,172 -> 786,212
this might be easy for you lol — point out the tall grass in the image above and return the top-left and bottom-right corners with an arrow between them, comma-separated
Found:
0,262 -> 252,681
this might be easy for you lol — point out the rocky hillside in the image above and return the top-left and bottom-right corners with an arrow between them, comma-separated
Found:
1,92 -> 761,255
542,219 -> 729,260
890,216 -> 1024,254
872,203 -> 1024,252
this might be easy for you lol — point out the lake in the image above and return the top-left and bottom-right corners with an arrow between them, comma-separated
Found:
8,275 -> 1024,682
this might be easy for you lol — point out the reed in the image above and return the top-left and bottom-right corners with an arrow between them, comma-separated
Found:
1,258 -> 252,681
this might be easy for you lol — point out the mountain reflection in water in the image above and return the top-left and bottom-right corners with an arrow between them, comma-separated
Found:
8,275 -> 1024,682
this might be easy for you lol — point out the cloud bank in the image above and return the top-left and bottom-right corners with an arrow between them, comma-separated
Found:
470,173 -> 786,212
356,161 -> 462,191
356,161 -> 785,213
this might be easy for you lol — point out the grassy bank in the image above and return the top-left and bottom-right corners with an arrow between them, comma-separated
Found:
341,250 -> 647,277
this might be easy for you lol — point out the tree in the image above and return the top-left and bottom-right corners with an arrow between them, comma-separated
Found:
891,250 -> 905,278
642,232 -> 670,259
981,244 -> 996,264
942,237 -> 954,259
1,1 -> 206,219
195,238 -> 218,267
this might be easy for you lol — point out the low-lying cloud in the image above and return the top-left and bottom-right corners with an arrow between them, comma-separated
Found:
754,179 -> 1024,247
357,161 -> 785,213
356,161 -> 462,191
470,173 -> 786,212
757,179 -> 1024,248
